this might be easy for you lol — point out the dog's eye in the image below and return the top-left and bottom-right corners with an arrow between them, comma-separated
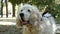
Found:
21,10 -> 23,12
28,10 -> 30,12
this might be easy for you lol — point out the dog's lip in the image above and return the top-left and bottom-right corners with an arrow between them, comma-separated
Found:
21,19 -> 28,25
22,21 -> 27,24
20,18 -> 30,25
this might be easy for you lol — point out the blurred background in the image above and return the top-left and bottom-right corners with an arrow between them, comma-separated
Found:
0,0 -> 60,34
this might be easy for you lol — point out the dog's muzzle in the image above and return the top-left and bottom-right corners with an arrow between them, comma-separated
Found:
19,13 -> 30,25
19,13 -> 25,22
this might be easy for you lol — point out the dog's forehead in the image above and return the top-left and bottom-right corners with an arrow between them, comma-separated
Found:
21,5 -> 32,10
19,4 -> 40,14
20,4 -> 32,9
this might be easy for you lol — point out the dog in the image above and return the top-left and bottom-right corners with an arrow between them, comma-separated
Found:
16,4 -> 56,34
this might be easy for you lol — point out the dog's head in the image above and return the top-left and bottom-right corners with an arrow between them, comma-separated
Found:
16,4 -> 42,28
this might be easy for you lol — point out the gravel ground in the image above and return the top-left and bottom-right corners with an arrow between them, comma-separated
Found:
0,21 -> 59,34
0,25 -> 59,34
0,25 -> 23,34
0,24 -> 59,34
0,21 -> 23,34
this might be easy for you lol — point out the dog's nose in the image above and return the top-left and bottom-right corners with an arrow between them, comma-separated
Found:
20,13 -> 24,17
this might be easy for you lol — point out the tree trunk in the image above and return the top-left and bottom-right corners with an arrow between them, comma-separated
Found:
1,0 -> 3,17
5,0 -> 8,17
12,4 -> 15,17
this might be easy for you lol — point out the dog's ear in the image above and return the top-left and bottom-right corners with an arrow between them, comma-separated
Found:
16,18 -> 23,28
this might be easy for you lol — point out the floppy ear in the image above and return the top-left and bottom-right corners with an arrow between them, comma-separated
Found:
16,17 -> 23,28
31,6 -> 43,24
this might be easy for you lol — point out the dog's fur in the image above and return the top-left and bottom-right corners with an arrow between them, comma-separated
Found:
42,13 -> 56,34
16,4 -> 56,34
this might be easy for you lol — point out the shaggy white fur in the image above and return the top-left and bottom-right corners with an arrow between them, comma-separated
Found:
42,13 -> 56,34
16,4 -> 56,34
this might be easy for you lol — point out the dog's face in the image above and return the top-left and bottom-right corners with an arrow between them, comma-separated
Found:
16,4 -> 42,27
20,7 -> 31,21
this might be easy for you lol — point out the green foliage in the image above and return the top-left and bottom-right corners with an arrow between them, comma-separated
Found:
8,0 -> 29,5
8,0 -> 54,5
55,4 -> 60,18
8,0 -> 60,24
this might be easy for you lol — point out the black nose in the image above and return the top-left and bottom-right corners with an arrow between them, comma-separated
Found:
20,13 -> 24,17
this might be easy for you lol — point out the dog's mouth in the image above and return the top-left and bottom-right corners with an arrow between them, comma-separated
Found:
21,18 -> 29,25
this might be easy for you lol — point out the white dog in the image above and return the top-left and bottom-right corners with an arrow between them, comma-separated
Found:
16,4 -> 56,34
